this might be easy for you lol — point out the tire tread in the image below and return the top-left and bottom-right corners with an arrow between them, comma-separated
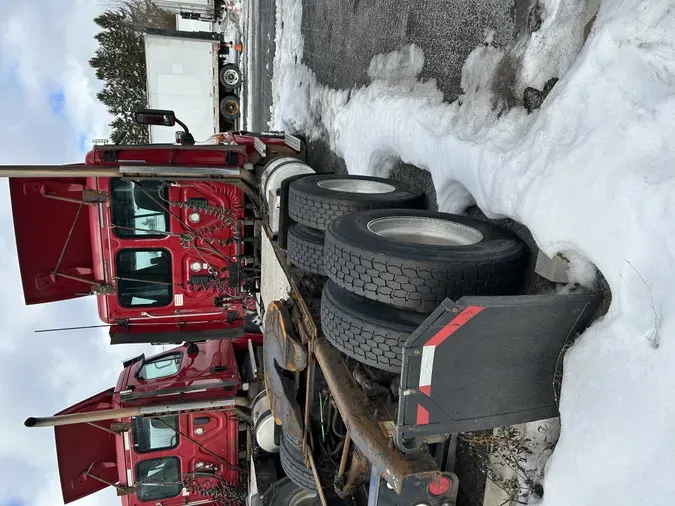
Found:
279,434 -> 317,491
287,224 -> 325,275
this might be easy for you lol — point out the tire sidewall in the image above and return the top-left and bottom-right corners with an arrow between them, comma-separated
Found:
323,280 -> 426,332
220,64 -> 242,89
290,174 -> 423,205
327,208 -> 524,262
267,478 -> 317,506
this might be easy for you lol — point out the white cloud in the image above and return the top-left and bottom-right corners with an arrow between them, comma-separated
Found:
0,2 -> 153,505
0,0 -> 113,158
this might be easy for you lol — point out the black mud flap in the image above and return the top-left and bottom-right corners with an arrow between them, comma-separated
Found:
397,294 -> 600,444
263,301 -> 307,444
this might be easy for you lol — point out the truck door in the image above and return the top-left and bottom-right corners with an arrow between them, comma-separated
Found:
129,415 -> 186,505
129,412 -> 240,505
102,178 -> 249,327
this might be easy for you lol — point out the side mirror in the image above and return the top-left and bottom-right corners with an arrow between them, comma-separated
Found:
134,109 -> 176,127
186,342 -> 200,359
175,130 -> 195,146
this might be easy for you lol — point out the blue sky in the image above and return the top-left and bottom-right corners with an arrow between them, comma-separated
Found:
0,1 -> 159,505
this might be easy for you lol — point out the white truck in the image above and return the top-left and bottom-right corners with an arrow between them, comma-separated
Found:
144,29 -> 242,143
152,0 -> 222,23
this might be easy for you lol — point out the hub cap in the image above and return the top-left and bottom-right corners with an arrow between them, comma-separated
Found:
317,178 -> 396,194
367,216 -> 483,246
223,69 -> 239,85
225,100 -> 239,115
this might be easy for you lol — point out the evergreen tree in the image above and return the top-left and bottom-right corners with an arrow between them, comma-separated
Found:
90,2 -> 174,144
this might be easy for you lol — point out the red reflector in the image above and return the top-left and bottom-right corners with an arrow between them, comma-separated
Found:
428,476 -> 451,496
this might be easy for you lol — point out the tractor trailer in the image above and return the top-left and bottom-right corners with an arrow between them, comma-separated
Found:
144,30 -> 243,143
4,110 -> 601,506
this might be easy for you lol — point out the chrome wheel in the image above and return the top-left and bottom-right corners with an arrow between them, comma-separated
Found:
317,178 -> 396,194
223,69 -> 240,86
288,489 -> 316,506
367,216 -> 483,246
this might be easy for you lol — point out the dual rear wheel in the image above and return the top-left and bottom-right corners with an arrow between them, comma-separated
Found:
285,174 -> 528,372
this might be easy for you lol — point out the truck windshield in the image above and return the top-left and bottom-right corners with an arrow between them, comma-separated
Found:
116,249 -> 172,307
137,353 -> 182,380
111,179 -> 169,238
132,416 -> 179,452
136,456 -> 182,501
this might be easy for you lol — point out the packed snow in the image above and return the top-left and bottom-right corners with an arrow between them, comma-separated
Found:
269,0 -> 675,504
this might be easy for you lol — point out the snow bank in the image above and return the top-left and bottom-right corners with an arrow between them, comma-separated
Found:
270,0 -> 675,504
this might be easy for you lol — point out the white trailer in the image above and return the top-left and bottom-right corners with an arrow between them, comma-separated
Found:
153,0 -> 218,21
144,31 -> 242,143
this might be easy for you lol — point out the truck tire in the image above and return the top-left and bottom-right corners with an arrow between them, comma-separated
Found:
325,209 -> 528,313
267,478 -> 317,506
288,175 -> 423,231
282,425 -> 302,451
220,95 -> 240,120
287,224 -> 325,275
280,434 -> 318,491
321,280 -> 426,373
219,64 -> 242,89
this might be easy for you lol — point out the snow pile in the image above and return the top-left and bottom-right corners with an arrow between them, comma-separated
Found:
367,44 -> 425,82
270,0 -> 675,504
269,0 -> 349,141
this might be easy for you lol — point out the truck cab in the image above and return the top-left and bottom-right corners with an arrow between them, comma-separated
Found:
45,340 -> 262,505
8,112 -> 304,344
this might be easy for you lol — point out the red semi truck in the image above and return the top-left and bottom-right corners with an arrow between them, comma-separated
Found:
9,110 -> 602,506
9,119 -> 306,345
27,340 -> 262,506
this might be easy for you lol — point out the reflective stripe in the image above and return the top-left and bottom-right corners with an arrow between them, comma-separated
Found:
419,346 -> 435,395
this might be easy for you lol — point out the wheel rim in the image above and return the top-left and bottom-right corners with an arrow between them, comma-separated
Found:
224,100 -> 239,115
367,216 -> 483,246
317,178 -> 395,194
223,69 -> 239,85
288,489 -> 317,506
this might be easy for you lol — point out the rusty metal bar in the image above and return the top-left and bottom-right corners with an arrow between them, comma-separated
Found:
314,339 -> 438,494
87,422 -> 117,436
51,271 -> 104,290
302,342 -> 314,458
53,201 -> 85,276
337,434 -> 352,478
42,194 -> 97,205
306,433 -> 328,506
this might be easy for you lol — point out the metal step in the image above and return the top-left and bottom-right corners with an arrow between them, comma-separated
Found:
284,133 -> 302,152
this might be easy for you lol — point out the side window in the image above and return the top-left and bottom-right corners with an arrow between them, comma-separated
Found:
110,179 -> 169,238
132,416 -> 179,453
137,353 -> 182,380
135,456 -> 182,502
116,249 -> 172,308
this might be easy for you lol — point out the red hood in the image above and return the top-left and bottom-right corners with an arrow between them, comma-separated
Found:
54,388 -> 118,504
9,177 -> 95,305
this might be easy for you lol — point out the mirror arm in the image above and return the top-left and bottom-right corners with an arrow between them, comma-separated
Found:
174,118 -> 190,135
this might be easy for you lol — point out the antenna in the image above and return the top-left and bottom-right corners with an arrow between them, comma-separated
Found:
34,324 -> 111,333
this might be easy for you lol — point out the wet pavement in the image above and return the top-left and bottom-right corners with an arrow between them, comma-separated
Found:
242,0 -> 277,132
